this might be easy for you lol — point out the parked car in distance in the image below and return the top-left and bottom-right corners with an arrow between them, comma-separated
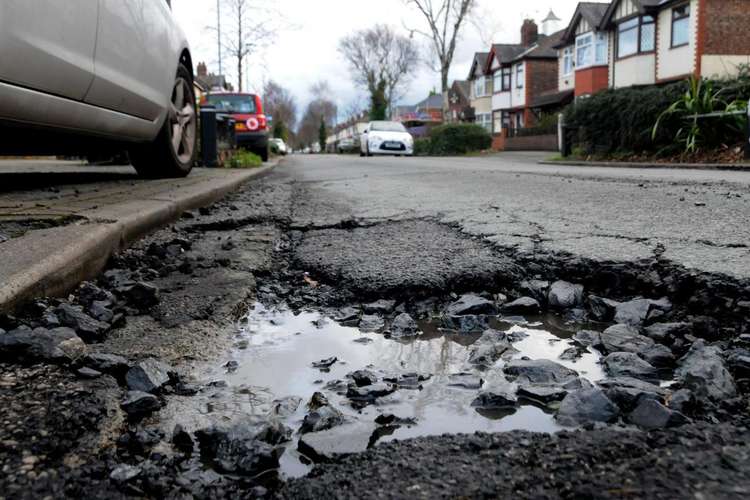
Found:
337,138 -> 356,154
203,92 -> 269,161
0,0 -> 197,178
270,138 -> 288,155
360,121 -> 414,157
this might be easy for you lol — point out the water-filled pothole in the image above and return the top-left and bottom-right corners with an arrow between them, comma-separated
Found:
160,302 -> 629,478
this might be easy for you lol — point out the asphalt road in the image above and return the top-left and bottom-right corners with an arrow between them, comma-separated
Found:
284,152 -> 750,280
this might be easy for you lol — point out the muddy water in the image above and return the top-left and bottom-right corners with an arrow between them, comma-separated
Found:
160,303 -> 608,478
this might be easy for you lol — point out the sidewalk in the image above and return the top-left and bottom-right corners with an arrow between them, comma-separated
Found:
539,159 -> 750,172
0,160 -> 281,312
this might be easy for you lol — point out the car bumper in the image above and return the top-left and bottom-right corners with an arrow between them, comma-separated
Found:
369,142 -> 413,155
236,131 -> 268,150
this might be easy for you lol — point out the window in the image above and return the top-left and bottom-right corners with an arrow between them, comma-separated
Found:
562,46 -> 574,76
515,64 -> 524,89
485,76 -> 493,96
474,76 -> 485,98
477,113 -> 492,133
493,72 -> 502,93
576,33 -> 608,69
576,33 -> 593,68
502,67 -> 512,91
672,4 -> 690,47
514,113 -> 524,129
617,16 -> 655,58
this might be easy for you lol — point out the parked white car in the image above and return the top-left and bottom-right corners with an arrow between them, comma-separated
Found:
270,138 -> 288,155
360,121 -> 414,157
0,0 -> 196,178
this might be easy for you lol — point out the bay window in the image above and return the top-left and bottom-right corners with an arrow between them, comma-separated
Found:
576,32 -> 608,69
617,16 -> 655,58
476,113 -> 492,133
671,4 -> 690,47
576,33 -> 593,68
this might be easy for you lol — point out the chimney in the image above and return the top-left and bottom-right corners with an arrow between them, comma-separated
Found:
521,19 -> 538,47
197,62 -> 208,77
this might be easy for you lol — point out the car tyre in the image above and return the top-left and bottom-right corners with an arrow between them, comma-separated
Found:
129,63 -> 196,178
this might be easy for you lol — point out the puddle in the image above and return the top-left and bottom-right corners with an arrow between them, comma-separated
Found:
159,303 -> 614,478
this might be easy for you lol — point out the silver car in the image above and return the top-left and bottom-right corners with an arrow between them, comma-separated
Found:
0,0 -> 196,178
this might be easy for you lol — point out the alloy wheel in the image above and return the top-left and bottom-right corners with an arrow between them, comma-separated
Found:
169,77 -> 196,164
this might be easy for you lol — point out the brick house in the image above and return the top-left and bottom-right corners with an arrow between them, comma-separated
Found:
555,3 -> 611,97
446,80 -> 471,123
484,20 -> 569,150
467,52 -> 493,132
557,0 -> 750,98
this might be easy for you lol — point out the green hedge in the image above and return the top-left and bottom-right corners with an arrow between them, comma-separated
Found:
563,83 -> 687,155
417,123 -> 492,156
564,69 -> 750,156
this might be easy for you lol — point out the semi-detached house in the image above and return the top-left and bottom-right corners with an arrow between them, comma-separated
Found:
557,0 -> 750,97
467,52 -> 493,133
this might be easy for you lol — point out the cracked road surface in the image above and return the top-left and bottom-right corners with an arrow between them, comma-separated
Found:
288,152 -> 750,279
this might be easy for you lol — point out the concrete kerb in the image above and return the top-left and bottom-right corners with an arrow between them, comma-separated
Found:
539,159 -> 750,172
0,160 -> 281,313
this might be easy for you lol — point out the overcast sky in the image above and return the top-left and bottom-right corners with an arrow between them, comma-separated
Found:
173,0 -> 581,122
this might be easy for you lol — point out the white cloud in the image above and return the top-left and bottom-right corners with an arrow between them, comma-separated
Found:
172,0 -> 582,121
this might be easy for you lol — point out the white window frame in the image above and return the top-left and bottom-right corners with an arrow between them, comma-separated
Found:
477,112 -> 492,133
562,46 -> 574,76
474,76 -> 485,98
671,4 -> 691,48
576,33 -> 593,68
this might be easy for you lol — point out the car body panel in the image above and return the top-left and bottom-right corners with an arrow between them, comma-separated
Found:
0,0 -> 99,101
84,0 -> 185,122
0,0 -> 190,149
0,80 -> 156,141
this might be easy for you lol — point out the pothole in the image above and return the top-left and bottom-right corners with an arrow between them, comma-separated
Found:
157,296 -> 677,480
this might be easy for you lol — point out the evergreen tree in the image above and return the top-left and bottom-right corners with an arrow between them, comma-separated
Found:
370,79 -> 388,121
318,118 -> 327,153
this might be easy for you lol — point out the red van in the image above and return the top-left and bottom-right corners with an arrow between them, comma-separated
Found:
203,92 -> 269,161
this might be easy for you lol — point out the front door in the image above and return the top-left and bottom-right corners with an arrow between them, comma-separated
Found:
84,0 -> 176,121
0,0 -> 98,101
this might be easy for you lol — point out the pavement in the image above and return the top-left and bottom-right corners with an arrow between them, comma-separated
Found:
0,159 -> 280,312
286,152 -> 750,280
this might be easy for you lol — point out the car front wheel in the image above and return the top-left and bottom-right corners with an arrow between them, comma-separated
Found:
129,63 -> 196,178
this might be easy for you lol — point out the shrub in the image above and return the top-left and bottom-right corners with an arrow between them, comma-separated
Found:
653,77 -> 747,153
413,138 -> 432,156
427,123 -> 492,155
226,150 -> 262,168
564,82 -> 687,155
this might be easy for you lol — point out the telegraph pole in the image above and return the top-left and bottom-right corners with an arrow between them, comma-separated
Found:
217,0 -> 222,76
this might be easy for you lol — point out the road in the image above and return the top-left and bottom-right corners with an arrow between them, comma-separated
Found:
2,153 -> 749,499
286,152 -> 750,279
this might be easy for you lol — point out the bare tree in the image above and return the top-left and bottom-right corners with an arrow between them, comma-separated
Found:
405,0 -> 476,114
262,80 -> 297,139
296,82 -> 338,148
338,25 -> 419,117
216,0 -> 278,92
